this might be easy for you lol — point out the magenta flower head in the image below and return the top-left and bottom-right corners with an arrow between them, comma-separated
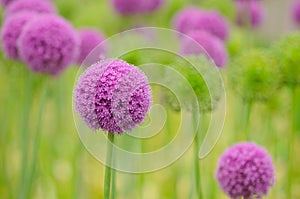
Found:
111,0 -> 163,15
1,12 -> 35,60
173,7 -> 229,41
18,15 -> 79,76
5,0 -> 56,17
292,0 -> 300,25
0,0 -> 14,7
236,0 -> 263,27
74,59 -> 151,134
77,29 -> 106,64
181,31 -> 228,67
216,142 -> 275,199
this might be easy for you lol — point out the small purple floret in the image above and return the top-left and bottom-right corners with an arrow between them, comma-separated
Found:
74,59 -> 151,134
216,142 -> 275,199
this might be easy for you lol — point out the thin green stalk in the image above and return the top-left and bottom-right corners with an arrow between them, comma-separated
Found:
287,87 -> 297,198
243,101 -> 253,141
23,78 -> 49,198
18,71 -> 32,199
104,133 -> 114,199
111,167 -> 116,199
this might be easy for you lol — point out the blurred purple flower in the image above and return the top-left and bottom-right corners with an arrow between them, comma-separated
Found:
77,28 -> 106,64
173,7 -> 229,41
18,15 -> 79,76
74,59 -> 151,134
236,0 -> 263,27
111,0 -> 164,15
1,12 -> 35,60
181,31 -> 228,67
292,0 -> 300,25
216,142 -> 275,199
5,0 -> 56,17
0,0 -> 14,6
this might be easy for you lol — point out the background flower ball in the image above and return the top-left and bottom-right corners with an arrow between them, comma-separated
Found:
74,59 -> 151,134
140,0 -> 164,13
216,142 -> 275,199
18,15 -> 79,76
5,0 -> 56,17
77,29 -> 106,64
173,8 -> 229,41
292,0 -> 300,25
1,12 -> 35,60
111,0 -> 163,15
236,0 -> 263,27
181,31 -> 228,67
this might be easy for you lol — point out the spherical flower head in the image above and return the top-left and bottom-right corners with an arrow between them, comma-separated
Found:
77,29 -> 106,64
74,59 -> 151,134
228,49 -> 280,102
292,0 -> 300,25
272,33 -> 300,86
216,142 -> 275,199
5,0 -> 56,17
0,0 -> 14,7
111,0 -> 163,15
18,15 -> 79,76
236,0 -> 263,27
1,12 -> 35,60
181,31 -> 228,67
173,8 -> 229,41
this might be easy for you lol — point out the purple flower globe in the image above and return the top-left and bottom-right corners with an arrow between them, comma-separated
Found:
74,59 -> 151,134
1,12 -> 35,60
0,0 -> 14,6
111,0 -> 163,15
18,15 -> 79,76
181,31 -> 228,67
236,0 -> 263,27
216,142 -> 275,199
173,7 -> 229,41
77,29 -> 106,64
5,0 -> 56,17
292,0 -> 300,25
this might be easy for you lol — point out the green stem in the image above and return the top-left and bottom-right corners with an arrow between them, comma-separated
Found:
104,133 -> 114,199
193,112 -> 202,199
23,78 -> 49,198
18,70 -> 32,199
111,167 -> 116,199
243,101 -> 253,141
287,87 -> 297,198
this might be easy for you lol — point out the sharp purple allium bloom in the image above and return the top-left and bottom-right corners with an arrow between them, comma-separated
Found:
111,0 -> 163,15
77,29 -> 106,64
74,59 -> 151,134
18,15 -> 79,76
181,31 -> 228,67
216,142 -> 275,199
292,0 -> 300,25
1,12 -> 35,60
173,7 -> 229,41
5,0 -> 56,17
236,0 -> 263,27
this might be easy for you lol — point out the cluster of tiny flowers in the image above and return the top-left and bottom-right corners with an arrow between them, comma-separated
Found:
216,142 -> 275,199
181,31 -> 228,67
111,0 -> 164,15
292,0 -> 300,25
235,0 -> 263,27
76,29 -> 106,65
74,59 -> 151,134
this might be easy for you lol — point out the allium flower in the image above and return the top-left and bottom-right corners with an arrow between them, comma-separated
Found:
74,59 -> 151,134
5,0 -> 56,17
111,0 -> 164,15
173,7 -> 229,41
76,29 -> 106,64
0,0 -> 14,6
272,33 -> 300,86
236,0 -> 263,27
292,0 -> 300,25
228,49 -> 279,102
216,142 -> 275,199
181,31 -> 228,67
18,15 -> 79,76
1,12 -> 35,60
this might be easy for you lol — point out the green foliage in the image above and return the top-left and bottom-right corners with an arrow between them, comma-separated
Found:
199,0 -> 236,20
272,33 -> 300,87
229,49 -> 280,102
